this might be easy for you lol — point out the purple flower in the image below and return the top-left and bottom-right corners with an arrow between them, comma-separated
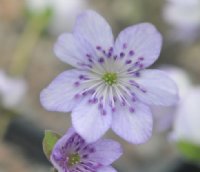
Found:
50,128 -> 122,172
40,10 -> 178,144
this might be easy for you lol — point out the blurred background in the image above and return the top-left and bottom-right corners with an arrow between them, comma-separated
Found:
0,0 -> 200,171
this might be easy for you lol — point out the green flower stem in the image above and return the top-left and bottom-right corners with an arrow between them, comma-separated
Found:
9,10 -> 52,76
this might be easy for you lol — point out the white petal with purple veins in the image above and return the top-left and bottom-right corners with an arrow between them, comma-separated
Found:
72,98 -> 112,143
133,69 -> 179,106
112,102 -> 153,144
74,10 -> 114,54
40,69 -> 89,112
114,23 -> 162,69
54,33 -> 97,69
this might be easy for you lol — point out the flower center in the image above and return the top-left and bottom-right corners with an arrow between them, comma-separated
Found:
68,153 -> 80,167
102,73 -> 117,86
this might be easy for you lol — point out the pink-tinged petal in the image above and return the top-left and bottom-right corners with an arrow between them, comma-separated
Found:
74,10 -> 114,53
89,139 -> 122,165
134,69 -> 179,106
72,98 -> 112,143
97,166 -> 117,172
54,33 -> 96,69
40,69 -> 88,112
112,102 -> 153,144
114,23 -> 162,68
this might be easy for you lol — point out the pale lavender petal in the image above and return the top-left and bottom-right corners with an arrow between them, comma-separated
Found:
40,69 -> 88,112
88,139 -> 122,165
114,23 -> 162,68
133,69 -> 179,106
74,10 -> 114,53
112,102 -> 153,144
97,166 -> 117,172
72,98 -> 112,143
54,33 -> 96,69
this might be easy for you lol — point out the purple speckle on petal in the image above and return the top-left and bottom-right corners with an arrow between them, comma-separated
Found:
139,64 -> 144,69
74,81 -> 80,87
120,52 -> 125,58
79,75 -> 86,80
131,97 -> 136,102
129,107 -> 135,113
139,57 -> 144,61
102,110 -> 107,116
82,91 -> 88,96
123,43 -> 127,49
98,103 -> 103,109
76,147 -> 80,152
141,88 -> 147,93
86,54 -> 91,58
98,57 -> 105,63
88,58 -> 93,63
96,46 -> 101,50
102,50 -> 106,55
74,93 -> 81,99
83,154 -> 88,159
107,52 -> 112,58
109,47 -> 113,52
112,107 -> 116,112
129,50 -> 135,56
134,72 -> 140,77
89,148 -> 95,153
125,60 -> 132,64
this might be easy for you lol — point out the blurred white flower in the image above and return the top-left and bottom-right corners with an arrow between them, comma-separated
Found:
0,70 -> 27,108
26,0 -> 88,35
163,0 -> 200,42
172,88 -> 200,145
152,66 -> 191,132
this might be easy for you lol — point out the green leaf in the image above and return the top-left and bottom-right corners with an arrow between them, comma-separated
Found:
43,130 -> 61,160
177,140 -> 200,162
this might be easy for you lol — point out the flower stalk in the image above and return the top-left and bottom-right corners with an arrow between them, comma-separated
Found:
9,9 -> 52,76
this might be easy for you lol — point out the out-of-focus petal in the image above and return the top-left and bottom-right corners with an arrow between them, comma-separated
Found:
172,88 -> 200,145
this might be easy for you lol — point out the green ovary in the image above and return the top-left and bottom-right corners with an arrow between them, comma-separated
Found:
68,153 -> 80,167
102,73 -> 117,86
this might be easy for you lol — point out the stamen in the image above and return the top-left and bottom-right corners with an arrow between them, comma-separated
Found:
68,153 -> 80,167
102,73 -> 117,86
